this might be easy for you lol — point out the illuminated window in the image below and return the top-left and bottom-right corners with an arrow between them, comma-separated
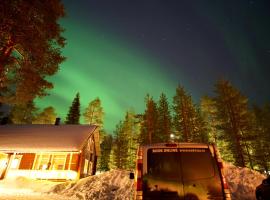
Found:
10,155 -> 22,169
51,154 -> 66,170
33,153 -> 67,170
0,153 -> 8,170
39,154 -> 50,170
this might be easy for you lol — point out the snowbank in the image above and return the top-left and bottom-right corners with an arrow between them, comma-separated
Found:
51,164 -> 266,200
50,170 -> 134,200
0,164 -> 267,200
224,162 -> 266,200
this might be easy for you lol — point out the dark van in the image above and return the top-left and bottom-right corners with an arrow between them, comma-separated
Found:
133,143 -> 231,200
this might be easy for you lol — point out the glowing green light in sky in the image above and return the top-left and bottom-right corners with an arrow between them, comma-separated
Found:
36,20 -> 177,132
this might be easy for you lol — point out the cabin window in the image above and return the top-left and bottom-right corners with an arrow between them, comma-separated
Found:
33,153 -> 67,170
51,154 -> 66,170
10,155 -> 22,169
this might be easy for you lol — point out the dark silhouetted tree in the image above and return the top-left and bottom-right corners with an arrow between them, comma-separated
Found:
65,93 -> 80,124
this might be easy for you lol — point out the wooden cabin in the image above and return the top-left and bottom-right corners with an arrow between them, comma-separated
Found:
0,125 -> 100,180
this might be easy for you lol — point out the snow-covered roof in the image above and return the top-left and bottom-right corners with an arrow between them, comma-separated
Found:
0,125 -> 98,153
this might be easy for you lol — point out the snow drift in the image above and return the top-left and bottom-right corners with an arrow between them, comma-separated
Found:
50,164 -> 266,200
224,163 -> 266,200
50,170 -> 134,200
0,163 -> 267,200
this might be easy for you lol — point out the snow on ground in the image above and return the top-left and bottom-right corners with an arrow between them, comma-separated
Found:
224,163 -> 266,200
0,177 -> 77,200
50,169 -> 134,200
0,164 -> 267,200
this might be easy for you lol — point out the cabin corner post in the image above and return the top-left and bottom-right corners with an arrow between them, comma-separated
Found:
77,150 -> 84,179
0,153 -> 11,179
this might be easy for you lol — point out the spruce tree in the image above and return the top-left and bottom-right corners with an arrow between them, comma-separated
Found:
99,133 -> 113,171
172,85 -> 201,142
122,110 -> 140,169
110,121 -> 129,169
65,93 -> 80,124
251,105 -> 270,172
193,108 -> 209,143
139,94 -> 158,145
200,96 -> 219,143
157,93 -> 172,142
213,80 -> 252,167
201,96 -> 233,162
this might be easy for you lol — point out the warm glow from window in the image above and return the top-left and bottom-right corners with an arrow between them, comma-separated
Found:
10,159 -> 19,169
33,153 -> 67,170
42,164 -> 48,170
0,159 -> 8,169
6,169 -> 78,180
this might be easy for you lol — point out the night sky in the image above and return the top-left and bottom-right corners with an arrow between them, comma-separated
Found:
36,0 -> 270,132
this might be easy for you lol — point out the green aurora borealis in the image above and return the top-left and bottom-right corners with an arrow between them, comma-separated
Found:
36,20 -> 177,132
35,0 -> 270,133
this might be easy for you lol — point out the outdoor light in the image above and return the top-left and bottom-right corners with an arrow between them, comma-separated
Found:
170,134 -> 175,139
